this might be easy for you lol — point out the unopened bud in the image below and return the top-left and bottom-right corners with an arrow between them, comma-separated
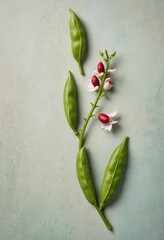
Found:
111,51 -> 117,58
91,75 -> 100,87
97,62 -> 105,73
98,113 -> 110,123
99,50 -> 104,57
105,49 -> 109,59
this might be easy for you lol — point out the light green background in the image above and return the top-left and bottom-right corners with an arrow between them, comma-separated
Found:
0,0 -> 164,239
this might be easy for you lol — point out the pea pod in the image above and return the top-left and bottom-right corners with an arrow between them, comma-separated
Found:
100,137 -> 129,209
76,146 -> 97,206
69,9 -> 86,75
63,71 -> 78,135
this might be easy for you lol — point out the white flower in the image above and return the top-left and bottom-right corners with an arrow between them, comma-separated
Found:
93,62 -> 105,77
93,67 -> 117,78
98,111 -> 118,131
86,75 -> 100,92
93,69 -> 104,77
103,78 -> 113,90
87,64 -> 117,92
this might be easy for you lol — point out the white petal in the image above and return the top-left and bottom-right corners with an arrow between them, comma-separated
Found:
99,72 -> 104,77
93,70 -> 98,75
103,82 -> 108,90
86,79 -> 99,92
111,120 -> 118,124
108,68 -> 117,73
87,86 -> 99,92
93,70 -> 104,77
108,111 -> 117,117
101,123 -> 112,131
86,79 -> 92,87
103,82 -> 113,90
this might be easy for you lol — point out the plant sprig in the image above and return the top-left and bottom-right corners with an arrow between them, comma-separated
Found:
79,51 -> 111,149
63,9 -> 129,232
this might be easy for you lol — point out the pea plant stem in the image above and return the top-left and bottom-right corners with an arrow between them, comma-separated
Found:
79,60 -> 109,149
95,206 -> 112,231
78,62 -> 84,75
78,59 -> 113,231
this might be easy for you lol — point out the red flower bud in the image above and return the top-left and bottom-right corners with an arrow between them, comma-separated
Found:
91,75 -> 100,87
98,113 -> 110,123
97,62 -> 104,73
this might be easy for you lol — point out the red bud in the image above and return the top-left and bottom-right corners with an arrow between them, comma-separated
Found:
98,113 -> 110,123
91,75 -> 100,87
97,62 -> 104,73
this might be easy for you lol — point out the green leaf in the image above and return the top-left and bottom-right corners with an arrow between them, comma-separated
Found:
69,9 -> 86,75
76,147 -> 97,206
63,71 -> 78,135
100,137 -> 129,209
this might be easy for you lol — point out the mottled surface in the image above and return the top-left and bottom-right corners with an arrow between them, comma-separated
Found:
0,0 -> 164,239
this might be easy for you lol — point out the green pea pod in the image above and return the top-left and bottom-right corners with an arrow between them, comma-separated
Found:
63,71 -> 78,135
100,137 -> 129,210
69,9 -> 86,75
76,146 -> 97,206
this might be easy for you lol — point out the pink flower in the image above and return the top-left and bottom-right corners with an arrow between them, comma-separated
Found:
93,61 -> 104,77
103,78 -> 113,90
86,75 -> 100,92
98,111 -> 118,131
93,61 -> 117,78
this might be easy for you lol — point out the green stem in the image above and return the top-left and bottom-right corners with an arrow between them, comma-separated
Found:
78,62 -> 84,75
95,206 -> 112,231
79,60 -> 109,149
77,57 -> 113,230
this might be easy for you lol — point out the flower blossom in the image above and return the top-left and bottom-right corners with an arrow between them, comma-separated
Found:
86,75 -> 100,92
93,61 -> 117,78
93,61 -> 105,77
103,78 -> 113,90
98,111 -> 118,131
87,61 -> 117,92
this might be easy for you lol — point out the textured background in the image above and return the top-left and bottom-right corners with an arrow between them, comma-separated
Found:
0,0 -> 164,239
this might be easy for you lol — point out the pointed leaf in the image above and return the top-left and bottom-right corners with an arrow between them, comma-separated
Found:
100,137 -> 129,209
